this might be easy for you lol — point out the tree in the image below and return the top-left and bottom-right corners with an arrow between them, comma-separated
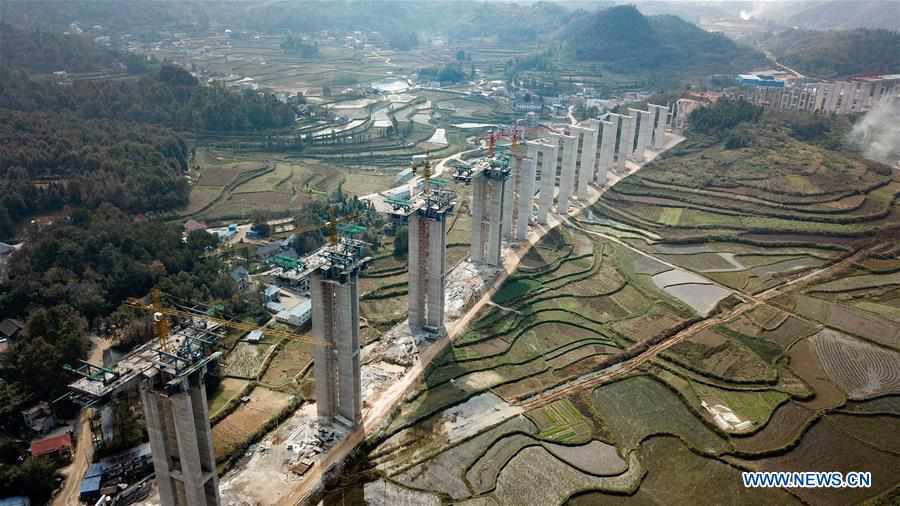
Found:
159,64 -> 198,87
419,64 -> 466,84
280,36 -> 320,58
251,222 -> 271,238
0,204 -> 12,239
688,99 -> 763,137
388,31 -> 418,51
292,229 -> 325,256
0,457 -> 59,504
25,305 -> 89,369
115,316 -> 155,352
251,211 -> 272,238
3,337 -> 63,400
187,230 -> 218,252
393,225 -> 409,258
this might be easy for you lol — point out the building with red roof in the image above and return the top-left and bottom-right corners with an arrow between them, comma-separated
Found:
30,432 -> 73,460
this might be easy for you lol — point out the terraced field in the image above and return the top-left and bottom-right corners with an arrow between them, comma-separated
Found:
320,118 -> 900,504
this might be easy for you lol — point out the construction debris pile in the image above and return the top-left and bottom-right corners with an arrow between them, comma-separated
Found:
219,404 -> 348,504
445,259 -> 500,320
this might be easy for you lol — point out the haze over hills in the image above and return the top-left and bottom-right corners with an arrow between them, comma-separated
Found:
562,5 -> 766,70
759,28 -> 900,79
783,0 -> 900,31
1,0 -> 899,505
0,23 -> 125,73
0,0 -> 576,43
583,1 -> 900,32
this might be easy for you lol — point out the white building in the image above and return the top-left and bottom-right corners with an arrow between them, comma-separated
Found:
742,74 -> 900,115
276,298 -> 312,327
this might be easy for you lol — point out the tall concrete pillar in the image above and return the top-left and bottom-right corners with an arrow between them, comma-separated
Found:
515,156 -> 536,240
824,83 -> 839,112
470,167 -> 506,267
408,213 -> 424,330
649,104 -> 668,149
596,119 -> 616,186
618,114 -> 636,163
426,216 -> 446,329
140,385 -> 178,506
532,141 -> 557,225
470,176 -> 485,265
409,207 -> 448,333
101,403 -> 116,446
311,268 -> 361,427
310,276 -> 334,419
501,157 -> 516,239
841,82 -> 856,113
140,372 -> 220,506
669,102 -> 680,131
631,109 -> 652,161
855,83 -> 878,112
554,133 -> 577,214
571,123 -> 598,198
337,275 -> 360,424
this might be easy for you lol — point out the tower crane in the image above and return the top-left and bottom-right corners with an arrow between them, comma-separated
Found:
127,288 -> 329,351
130,210 -> 370,353
482,126 -> 527,163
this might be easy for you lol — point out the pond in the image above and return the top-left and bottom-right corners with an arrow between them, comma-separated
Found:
371,78 -> 410,92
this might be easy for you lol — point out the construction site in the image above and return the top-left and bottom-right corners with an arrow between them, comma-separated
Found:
62,104 -> 677,505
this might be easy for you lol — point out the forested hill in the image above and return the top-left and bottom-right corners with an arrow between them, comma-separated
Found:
784,0 -> 900,31
0,65 -> 295,132
1,0 -> 575,44
0,23 -> 294,133
0,109 -> 190,238
0,23 -> 126,73
760,29 -> 900,79
0,34 -> 294,236
561,5 -> 766,72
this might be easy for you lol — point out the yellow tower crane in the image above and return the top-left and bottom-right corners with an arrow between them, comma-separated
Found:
131,210 -> 368,352
129,290 -> 330,350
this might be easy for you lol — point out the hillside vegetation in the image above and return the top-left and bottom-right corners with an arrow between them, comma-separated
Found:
784,0 -> 900,31
0,65 -> 294,133
0,22 -> 129,73
0,109 -> 189,236
339,98 -> 900,505
761,28 -> 900,79
2,0 -> 574,45
561,5 -> 766,72
599,102 -> 897,248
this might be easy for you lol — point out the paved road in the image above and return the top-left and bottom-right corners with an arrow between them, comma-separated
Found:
763,49 -> 806,79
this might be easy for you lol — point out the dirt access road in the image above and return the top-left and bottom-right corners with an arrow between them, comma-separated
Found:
276,213 -> 565,506
52,337 -> 112,506
514,237 -> 879,412
277,134 -> 683,506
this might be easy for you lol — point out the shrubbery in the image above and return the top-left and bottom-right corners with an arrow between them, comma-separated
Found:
688,99 -> 763,137
418,64 -> 467,84
280,36 -> 320,57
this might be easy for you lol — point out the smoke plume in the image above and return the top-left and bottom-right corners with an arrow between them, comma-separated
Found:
847,98 -> 900,166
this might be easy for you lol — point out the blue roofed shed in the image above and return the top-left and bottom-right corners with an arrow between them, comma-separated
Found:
86,462 -> 108,478
79,476 -> 102,500
0,498 -> 30,506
